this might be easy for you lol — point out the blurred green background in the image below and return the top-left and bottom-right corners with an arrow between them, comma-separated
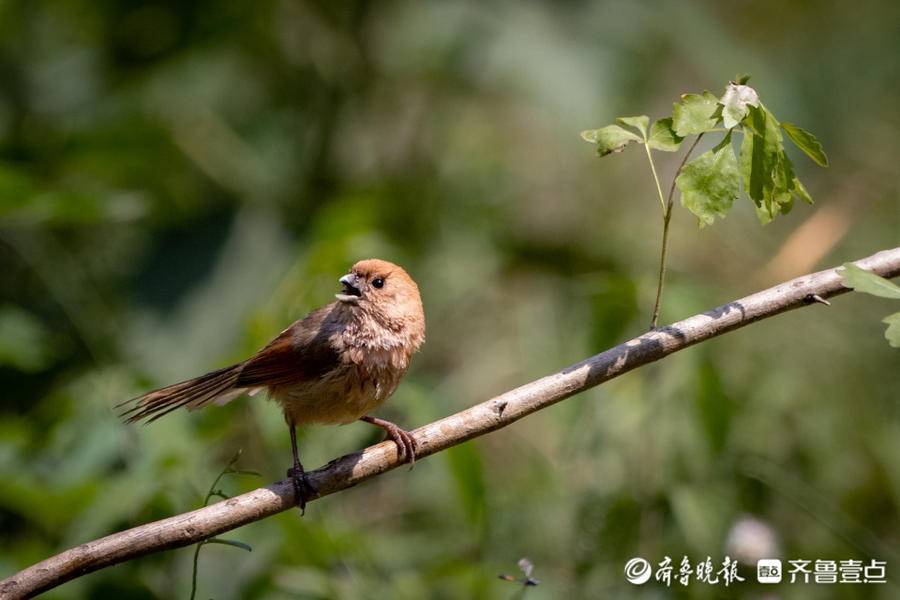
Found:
1,1 -> 899,598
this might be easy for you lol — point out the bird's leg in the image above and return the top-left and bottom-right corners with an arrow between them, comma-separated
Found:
360,415 -> 419,467
286,423 -> 318,515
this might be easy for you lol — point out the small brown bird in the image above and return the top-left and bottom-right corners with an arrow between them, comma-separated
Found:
119,259 -> 425,512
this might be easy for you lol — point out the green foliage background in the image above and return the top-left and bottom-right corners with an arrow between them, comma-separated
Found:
0,1 -> 898,598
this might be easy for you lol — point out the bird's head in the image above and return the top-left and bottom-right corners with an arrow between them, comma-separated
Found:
336,259 -> 425,344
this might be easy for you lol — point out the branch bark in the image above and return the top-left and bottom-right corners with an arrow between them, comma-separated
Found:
3,247 -> 900,599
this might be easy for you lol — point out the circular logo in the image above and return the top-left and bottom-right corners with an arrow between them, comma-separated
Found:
624,557 -> 652,585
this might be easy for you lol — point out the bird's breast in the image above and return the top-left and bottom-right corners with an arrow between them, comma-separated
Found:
273,344 -> 410,426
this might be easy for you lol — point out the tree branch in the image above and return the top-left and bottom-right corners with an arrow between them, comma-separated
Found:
3,247 -> 900,599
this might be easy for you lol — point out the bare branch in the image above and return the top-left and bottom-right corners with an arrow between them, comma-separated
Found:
3,247 -> 899,599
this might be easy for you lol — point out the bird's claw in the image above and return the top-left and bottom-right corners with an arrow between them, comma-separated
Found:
360,415 -> 419,469
383,424 -> 419,468
286,466 -> 318,516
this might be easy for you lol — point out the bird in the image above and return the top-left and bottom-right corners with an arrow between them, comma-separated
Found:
118,258 -> 426,513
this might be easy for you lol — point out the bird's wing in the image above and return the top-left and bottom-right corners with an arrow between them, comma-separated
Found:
236,308 -> 342,389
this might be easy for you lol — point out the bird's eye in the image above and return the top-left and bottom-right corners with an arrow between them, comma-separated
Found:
372,278 -> 384,289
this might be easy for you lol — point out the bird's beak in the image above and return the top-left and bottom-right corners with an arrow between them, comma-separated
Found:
336,273 -> 363,303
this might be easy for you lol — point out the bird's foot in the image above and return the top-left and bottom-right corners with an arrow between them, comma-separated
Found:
387,424 -> 419,467
286,465 -> 318,516
362,415 -> 419,467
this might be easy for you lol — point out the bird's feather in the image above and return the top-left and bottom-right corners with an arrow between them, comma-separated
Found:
118,364 -> 245,423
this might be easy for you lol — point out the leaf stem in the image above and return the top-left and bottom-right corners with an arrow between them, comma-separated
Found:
203,451 -> 242,506
190,450 -> 246,600
189,542 -> 203,600
642,143 -> 667,214
649,133 -> 704,329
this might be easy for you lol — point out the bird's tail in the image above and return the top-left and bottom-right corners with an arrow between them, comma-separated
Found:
117,364 -> 250,424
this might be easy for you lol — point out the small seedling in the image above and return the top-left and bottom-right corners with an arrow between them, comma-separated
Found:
582,75 -> 828,327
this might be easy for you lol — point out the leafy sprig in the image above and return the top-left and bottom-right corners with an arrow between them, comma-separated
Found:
839,264 -> 900,348
581,76 -> 828,327
190,450 -> 260,600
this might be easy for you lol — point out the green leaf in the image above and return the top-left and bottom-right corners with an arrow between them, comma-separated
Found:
772,151 -> 797,216
792,177 -> 813,204
647,118 -> 683,151
712,131 -> 733,153
839,263 -> 900,299
720,83 -> 760,129
739,107 -> 776,216
883,312 -> 900,348
781,122 -> 829,167
733,73 -> 752,85
840,265 -> 900,348
206,538 -> 253,552
676,143 -> 741,227
738,105 -> 802,223
616,115 -> 649,139
741,102 -> 781,138
672,92 -> 719,136
580,125 -> 642,156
